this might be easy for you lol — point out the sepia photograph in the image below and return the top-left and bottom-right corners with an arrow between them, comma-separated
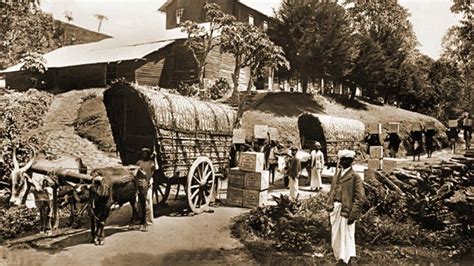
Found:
0,0 -> 472,265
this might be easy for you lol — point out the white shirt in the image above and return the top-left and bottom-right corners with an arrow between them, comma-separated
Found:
311,150 -> 325,168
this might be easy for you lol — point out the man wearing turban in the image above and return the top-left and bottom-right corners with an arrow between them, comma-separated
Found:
326,149 -> 366,264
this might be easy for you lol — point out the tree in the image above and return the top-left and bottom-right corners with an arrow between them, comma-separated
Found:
446,0 -> 473,112
271,1 -> 357,94
180,3 -> 234,94
0,2 -> 61,67
94,14 -> 108,32
346,0 -> 418,101
220,22 -> 289,94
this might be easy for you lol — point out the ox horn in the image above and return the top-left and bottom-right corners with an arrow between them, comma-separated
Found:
20,145 -> 36,172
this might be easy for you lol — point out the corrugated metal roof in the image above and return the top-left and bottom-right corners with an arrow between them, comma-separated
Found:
1,38 -> 175,73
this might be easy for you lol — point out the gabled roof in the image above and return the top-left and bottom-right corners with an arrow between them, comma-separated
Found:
1,38 -> 175,73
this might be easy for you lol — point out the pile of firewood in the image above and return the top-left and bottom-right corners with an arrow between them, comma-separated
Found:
361,154 -> 473,253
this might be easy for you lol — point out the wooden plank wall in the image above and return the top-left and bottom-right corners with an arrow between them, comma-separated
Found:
5,72 -> 35,91
135,50 -> 167,87
47,64 -> 106,89
157,40 -> 250,91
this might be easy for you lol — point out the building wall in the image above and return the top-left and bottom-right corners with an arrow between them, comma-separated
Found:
46,64 -> 106,90
5,72 -> 36,91
235,3 -> 268,28
135,50 -> 167,86
164,0 -> 235,29
163,0 -> 267,29
157,40 -> 250,91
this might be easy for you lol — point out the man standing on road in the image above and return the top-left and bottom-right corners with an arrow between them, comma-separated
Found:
326,149 -> 365,264
288,146 -> 301,200
310,141 -> 324,191
136,147 -> 155,231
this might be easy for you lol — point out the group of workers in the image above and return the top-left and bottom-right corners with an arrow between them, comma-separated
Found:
365,118 -> 472,162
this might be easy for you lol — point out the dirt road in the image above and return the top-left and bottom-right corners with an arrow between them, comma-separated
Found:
2,202 -> 255,266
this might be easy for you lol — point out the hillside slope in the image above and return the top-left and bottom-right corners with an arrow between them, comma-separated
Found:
241,92 -> 447,155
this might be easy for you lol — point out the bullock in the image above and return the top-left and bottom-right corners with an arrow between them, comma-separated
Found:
88,166 -> 143,246
9,147 -> 87,230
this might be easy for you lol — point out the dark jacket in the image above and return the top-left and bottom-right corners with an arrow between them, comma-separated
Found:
326,167 -> 366,221
288,156 -> 301,179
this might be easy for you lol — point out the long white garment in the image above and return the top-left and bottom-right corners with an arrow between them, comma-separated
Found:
147,186 -> 154,224
330,202 -> 356,263
310,167 -> 322,188
310,150 -> 324,188
289,177 -> 299,200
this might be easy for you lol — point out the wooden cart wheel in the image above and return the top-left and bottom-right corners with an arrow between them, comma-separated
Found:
186,156 -> 215,214
153,174 -> 171,205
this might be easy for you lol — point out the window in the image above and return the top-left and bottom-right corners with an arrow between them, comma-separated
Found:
248,14 -> 254,26
263,21 -> 268,31
176,8 -> 184,25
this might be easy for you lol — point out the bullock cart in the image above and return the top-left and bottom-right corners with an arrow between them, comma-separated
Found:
103,83 -> 236,213
298,113 -> 365,165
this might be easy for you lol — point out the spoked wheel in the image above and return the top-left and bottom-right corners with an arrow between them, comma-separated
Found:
186,156 -> 215,214
153,172 -> 171,205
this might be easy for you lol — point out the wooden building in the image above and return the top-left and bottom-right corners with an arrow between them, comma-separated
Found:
159,0 -> 271,30
1,38 -> 251,91
2,0 -> 277,91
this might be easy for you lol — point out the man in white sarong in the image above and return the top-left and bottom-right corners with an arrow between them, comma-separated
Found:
310,141 -> 324,191
326,149 -> 365,264
287,146 -> 301,200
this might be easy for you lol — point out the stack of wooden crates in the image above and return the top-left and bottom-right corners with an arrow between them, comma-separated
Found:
227,152 -> 269,208
367,123 -> 383,170
366,122 -> 400,173
227,124 -> 275,209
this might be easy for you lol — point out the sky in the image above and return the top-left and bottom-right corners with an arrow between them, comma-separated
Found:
41,0 -> 462,59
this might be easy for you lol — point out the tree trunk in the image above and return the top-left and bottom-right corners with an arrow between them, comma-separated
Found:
232,59 -> 241,95
246,74 -> 254,92
320,78 -> 325,95
301,74 -> 308,94
198,65 -> 205,93
350,85 -> 357,100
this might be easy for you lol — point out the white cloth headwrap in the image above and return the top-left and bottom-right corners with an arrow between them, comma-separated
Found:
338,149 -> 356,159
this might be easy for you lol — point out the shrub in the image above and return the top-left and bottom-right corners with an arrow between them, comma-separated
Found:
208,78 -> 231,100
0,206 -> 39,240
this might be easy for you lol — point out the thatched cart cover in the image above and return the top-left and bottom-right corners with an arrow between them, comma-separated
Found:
104,83 -> 235,177
298,113 -> 365,163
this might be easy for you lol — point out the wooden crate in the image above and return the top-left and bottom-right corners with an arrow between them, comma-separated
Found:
383,158 -> 398,173
228,168 -> 245,189
463,118 -> 473,127
368,158 -> 383,170
448,120 -> 458,128
232,129 -> 246,144
242,189 -> 268,208
367,123 -> 381,134
226,187 -> 243,207
387,122 -> 400,133
239,152 -> 265,172
268,127 -> 279,141
411,122 -> 422,132
244,171 -> 269,191
254,125 -> 269,139
369,146 -> 384,159
425,121 -> 435,130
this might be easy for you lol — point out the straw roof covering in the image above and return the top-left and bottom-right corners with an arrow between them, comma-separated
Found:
298,113 -> 365,142
105,83 -> 235,135
104,83 -> 235,172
